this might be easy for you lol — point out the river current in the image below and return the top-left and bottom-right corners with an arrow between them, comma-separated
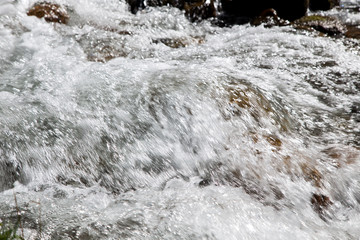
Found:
0,0 -> 360,239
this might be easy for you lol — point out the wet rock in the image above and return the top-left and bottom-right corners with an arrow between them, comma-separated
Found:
198,178 -> 212,187
265,135 -> 282,148
86,44 -> 127,62
322,145 -> 360,167
311,193 -> 332,219
250,8 -> 290,27
345,25 -> 360,39
127,0 -> 216,21
146,0 -> 184,9
309,0 -> 339,11
0,159 -> 27,192
184,0 -> 217,22
127,0 -> 146,14
27,2 -> 69,24
227,86 -> 292,132
78,35 -> 129,62
127,0 -> 310,23
221,0 -> 308,22
301,164 -> 323,188
153,36 -> 205,48
293,15 -> 347,36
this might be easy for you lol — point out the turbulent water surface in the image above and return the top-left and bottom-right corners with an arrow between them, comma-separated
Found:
1,0 -> 360,239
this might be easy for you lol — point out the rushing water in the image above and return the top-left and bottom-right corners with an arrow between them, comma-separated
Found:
1,0 -> 360,239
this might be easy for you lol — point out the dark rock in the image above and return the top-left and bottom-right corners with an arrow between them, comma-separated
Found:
146,0 -> 184,9
127,0 -> 216,21
127,0 -> 146,14
184,0 -> 217,22
311,193 -> 332,219
199,178 -> 212,187
309,0 -> 340,11
127,0 -> 309,23
221,0 -> 308,21
293,15 -> 347,36
0,160 -> 26,192
250,8 -> 290,27
274,0 -> 309,21
27,2 -> 69,24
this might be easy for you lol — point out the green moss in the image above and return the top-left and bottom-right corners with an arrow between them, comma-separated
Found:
298,15 -> 329,23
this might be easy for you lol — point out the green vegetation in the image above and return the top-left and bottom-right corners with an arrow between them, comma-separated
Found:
0,221 -> 24,240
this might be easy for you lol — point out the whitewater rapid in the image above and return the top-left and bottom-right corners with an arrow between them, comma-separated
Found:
1,0 -> 360,239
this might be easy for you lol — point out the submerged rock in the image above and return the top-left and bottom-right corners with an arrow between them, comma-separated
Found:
250,8 -> 290,27
311,193 -> 332,219
301,164 -> 323,188
153,36 -> 205,48
293,15 -> 347,36
27,2 -> 69,24
309,0 -> 340,11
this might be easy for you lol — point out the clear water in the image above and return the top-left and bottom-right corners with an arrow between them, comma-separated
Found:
0,0 -> 360,239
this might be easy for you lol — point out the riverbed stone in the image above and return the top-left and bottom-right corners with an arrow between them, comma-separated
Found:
293,15 -> 347,36
345,25 -> 360,39
27,2 -> 69,24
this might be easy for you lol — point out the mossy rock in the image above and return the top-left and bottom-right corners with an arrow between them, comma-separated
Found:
293,15 -> 347,35
27,2 -> 69,24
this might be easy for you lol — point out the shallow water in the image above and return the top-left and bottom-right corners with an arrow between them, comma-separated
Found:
0,0 -> 360,239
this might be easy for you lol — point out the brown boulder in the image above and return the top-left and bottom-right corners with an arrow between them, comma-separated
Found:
27,2 -> 69,24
